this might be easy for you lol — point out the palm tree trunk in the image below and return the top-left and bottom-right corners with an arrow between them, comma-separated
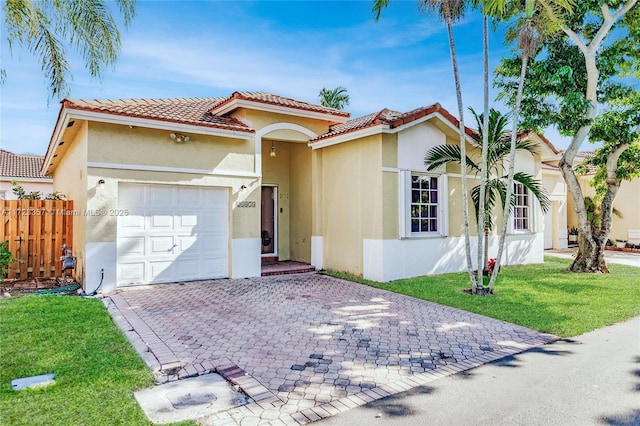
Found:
484,228 -> 489,274
476,12 -> 490,290
445,20 -> 476,291
488,48 -> 530,292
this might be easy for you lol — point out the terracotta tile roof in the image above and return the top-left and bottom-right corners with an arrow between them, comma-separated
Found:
312,103 -> 474,142
0,149 -> 51,179
518,130 -> 560,154
209,91 -> 350,118
63,97 -> 254,133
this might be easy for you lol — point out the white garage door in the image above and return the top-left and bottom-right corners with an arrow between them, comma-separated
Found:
117,183 -> 229,286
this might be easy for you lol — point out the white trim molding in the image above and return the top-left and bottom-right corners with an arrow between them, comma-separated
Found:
87,162 -> 260,178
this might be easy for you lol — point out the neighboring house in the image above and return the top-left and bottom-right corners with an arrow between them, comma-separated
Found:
565,152 -> 640,245
540,148 -> 640,249
42,92 -> 550,293
0,149 -> 53,200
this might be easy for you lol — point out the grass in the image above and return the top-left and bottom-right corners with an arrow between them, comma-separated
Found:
326,256 -> 640,338
0,295 -> 195,426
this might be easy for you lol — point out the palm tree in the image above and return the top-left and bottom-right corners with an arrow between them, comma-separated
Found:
318,86 -> 350,110
424,108 -> 551,286
483,0 -> 572,291
2,0 -> 136,99
373,0 -> 479,291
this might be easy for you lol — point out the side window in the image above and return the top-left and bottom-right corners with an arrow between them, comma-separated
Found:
513,183 -> 529,231
409,173 -> 440,235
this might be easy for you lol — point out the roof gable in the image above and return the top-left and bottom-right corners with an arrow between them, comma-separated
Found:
209,91 -> 350,122
311,103 -> 475,143
62,97 -> 253,133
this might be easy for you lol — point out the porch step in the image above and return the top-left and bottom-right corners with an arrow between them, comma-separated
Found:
261,261 -> 316,276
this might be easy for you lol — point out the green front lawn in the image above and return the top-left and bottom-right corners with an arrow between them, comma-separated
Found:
0,296 -> 157,425
328,256 -> 640,337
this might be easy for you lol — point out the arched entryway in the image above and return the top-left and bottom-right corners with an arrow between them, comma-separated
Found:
256,123 -> 318,265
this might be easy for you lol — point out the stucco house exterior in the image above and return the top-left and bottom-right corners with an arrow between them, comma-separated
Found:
0,149 -> 53,199
42,92 -> 550,293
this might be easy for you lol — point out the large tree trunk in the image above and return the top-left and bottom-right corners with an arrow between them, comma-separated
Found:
570,234 -> 608,272
569,143 -> 628,273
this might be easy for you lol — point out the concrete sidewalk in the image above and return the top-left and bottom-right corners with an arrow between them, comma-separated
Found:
545,248 -> 640,268
319,316 -> 640,426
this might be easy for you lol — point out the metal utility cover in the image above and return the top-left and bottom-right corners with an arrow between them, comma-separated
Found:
11,373 -> 56,391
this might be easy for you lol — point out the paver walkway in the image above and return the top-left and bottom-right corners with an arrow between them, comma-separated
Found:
107,272 -> 556,425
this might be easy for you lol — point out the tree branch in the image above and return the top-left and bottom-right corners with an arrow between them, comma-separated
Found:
597,143 -> 630,243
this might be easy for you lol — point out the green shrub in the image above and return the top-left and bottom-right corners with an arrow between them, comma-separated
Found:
0,240 -> 16,282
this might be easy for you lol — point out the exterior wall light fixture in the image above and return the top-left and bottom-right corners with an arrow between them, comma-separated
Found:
270,141 -> 276,158
170,132 -> 190,143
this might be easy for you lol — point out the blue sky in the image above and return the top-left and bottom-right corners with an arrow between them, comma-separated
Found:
1,0 -> 569,156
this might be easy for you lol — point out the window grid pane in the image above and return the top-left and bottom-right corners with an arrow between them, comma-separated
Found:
513,183 -> 529,230
411,174 -> 438,233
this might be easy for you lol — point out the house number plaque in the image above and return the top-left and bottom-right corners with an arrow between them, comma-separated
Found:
237,201 -> 256,208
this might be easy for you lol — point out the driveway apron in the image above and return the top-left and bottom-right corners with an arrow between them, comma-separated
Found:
108,273 -> 556,425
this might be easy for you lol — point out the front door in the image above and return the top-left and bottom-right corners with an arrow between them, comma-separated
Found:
261,186 -> 277,255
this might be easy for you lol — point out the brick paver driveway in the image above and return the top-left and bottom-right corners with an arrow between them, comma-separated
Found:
108,272 -> 555,425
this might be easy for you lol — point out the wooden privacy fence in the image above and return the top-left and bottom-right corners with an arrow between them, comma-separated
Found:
1,200 -> 74,280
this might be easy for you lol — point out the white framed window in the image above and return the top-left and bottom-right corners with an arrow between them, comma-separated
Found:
400,171 -> 447,238
513,183 -> 530,231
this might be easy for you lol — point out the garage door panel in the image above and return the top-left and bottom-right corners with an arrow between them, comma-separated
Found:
177,187 -> 201,205
176,214 -> 199,229
149,213 -> 174,230
202,235 -> 227,251
119,263 -> 145,284
117,183 -> 229,287
201,255 -> 227,278
150,236 -> 175,256
118,237 -> 145,257
177,235 -> 197,253
148,186 -> 174,206
175,259 -> 201,280
149,261 -> 174,282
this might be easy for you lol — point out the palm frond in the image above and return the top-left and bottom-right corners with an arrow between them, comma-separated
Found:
319,86 -> 350,110
424,144 -> 479,172
513,172 -> 551,214
372,0 -> 390,21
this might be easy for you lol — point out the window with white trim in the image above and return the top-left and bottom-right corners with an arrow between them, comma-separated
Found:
410,173 -> 439,234
513,183 -> 529,231
399,171 -> 446,238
